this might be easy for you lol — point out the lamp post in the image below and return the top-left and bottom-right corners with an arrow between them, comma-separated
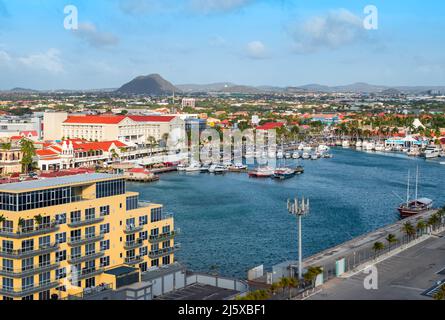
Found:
287,197 -> 310,279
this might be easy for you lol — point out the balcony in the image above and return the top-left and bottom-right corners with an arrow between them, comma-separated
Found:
0,262 -> 59,278
0,223 -> 59,239
68,252 -> 105,264
0,243 -> 59,259
68,234 -> 105,247
124,225 -> 144,234
0,281 -> 60,298
124,239 -> 143,250
148,244 -> 181,259
67,216 -> 105,228
149,229 -> 179,243
69,267 -> 104,281
124,256 -> 144,265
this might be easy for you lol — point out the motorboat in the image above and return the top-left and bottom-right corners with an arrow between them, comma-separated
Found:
277,151 -> 284,159
209,164 -> 227,174
302,152 -> 311,160
422,146 -> 441,159
185,163 -> 201,172
311,154 -> 318,160
342,140 -> 350,148
177,163 -> 188,171
272,168 -> 296,180
228,164 -> 248,172
292,152 -> 300,159
248,167 -> 275,178
294,166 -> 305,174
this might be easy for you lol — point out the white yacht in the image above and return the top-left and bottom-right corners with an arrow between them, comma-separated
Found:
292,152 -> 300,159
302,152 -> 311,160
356,140 -> 363,149
365,142 -> 375,151
422,146 -> 441,159
374,143 -> 385,152
185,163 -> 201,172
342,140 -> 350,148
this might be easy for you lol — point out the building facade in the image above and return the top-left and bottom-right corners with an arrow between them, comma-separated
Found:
0,173 -> 177,300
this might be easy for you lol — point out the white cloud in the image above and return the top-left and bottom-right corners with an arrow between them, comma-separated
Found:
73,22 -> 119,48
18,49 -> 64,74
118,0 -> 163,15
246,40 -> 268,59
290,9 -> 368,54
190,0 -> 253,13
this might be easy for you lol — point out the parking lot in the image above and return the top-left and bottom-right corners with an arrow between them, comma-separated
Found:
155,284 -> 239,300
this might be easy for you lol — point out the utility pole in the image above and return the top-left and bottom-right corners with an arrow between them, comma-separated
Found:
287,197 -> 310,279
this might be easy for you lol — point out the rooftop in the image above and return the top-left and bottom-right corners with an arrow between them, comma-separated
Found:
105,266 -> 139,277
0,173 -> 122,192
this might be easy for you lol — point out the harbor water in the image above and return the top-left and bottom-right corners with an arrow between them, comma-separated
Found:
127,148 -> 445,278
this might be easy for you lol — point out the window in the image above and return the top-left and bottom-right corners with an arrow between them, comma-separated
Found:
140,246 -> 148,256
139,231 -> 148,241
100,256 -> 110,268
139,215 -> 148,226
70,210 -> 81,223
56,250 -> 66,263
96,179 -> 125,198
39,271 -> 51,285
55,213 -> 66,225
151,243 -> 159,252
56,268 -> 66,280
21,258 -> 33,272
140,262 -> 147,273
56,232 -> 66,244
85,243 -> 95,256
85,208 -> 95,220
100,205 -> 110,216
21,239 -> 34,253
126,196 -> 138,211
39,236 -> 51,248
151,259 -> 159,267
100,240 -> 110,251
39,254 -> 50,267
126,218 -> 135,230
162,241 -> 170,249
150,207 -> 162,222
162,225 -> 171,234
70,229 -> 81,242
22,276 -> 34,291
100,223 -> 110,235
162,255 -> 171,265
2,277 -> 13,291
2,259 -> 13,273
85,226 -> 95,238
70,247 -> 81,260
2,240 -> 13,254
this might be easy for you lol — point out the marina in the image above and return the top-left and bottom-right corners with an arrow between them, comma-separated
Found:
128,148 -> 445,278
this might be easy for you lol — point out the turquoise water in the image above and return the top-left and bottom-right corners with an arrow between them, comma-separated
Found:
127,148 -> 445,278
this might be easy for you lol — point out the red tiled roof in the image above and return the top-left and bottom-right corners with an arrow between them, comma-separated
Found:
64,115 -> 176,124
128,115 -> 176,122
20,130 -> 38,137
256,122 -> 285,130
77,140 -> 127,152
36,149 -> 59,157
128,168 -> 150,174
64,116 -> 126,124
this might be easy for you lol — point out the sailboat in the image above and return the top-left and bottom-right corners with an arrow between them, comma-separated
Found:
397,166 -> 433,218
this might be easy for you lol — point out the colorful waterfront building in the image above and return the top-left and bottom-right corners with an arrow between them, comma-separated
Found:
0,173 -> 178,300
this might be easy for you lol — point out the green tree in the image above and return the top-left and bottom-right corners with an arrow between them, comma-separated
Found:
385,234 -> 398,251
401,222 -> 416,241
372,242 -> 385,258
303,266 -> 323,287
20,138 -> 36,174
433,284 -> 445,300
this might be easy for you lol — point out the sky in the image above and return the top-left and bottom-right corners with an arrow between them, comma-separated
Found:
0,0 -> 444,90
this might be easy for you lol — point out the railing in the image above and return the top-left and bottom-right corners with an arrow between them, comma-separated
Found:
124,239 -> 143,250
68,234 -> 105,246
148,244 -> 181,258
149,230 -> 179,243
67,216 -> 105,228
0,243 -> 59,258
0,262 -> 59,278
0,281 -> 59,297
124,256 -> 144,265
69,268 -> 104,281
0,222 -> 59,239
124,225 -> 144,234
68,252 -> 105,264
63,283 -> 113,300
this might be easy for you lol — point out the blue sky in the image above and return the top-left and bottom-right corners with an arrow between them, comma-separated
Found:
0,0 -> 444,90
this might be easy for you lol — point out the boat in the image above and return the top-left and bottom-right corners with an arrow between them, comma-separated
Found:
323,153 -> 333,159
356,140 -> 363,148
422,146 -> 441,159
200,164 -> 210,173
407,148 -> 421,157
285,153 -> 292,159
310,154 -> 318,160
209,164 -> 227,174
277,151 -> 284,159
342,140 -> 350,148
374,143 -> 385,152
397,167 -> 433,218
384,146 -> 393,152
440,162 -> 445,165
248,167 -> 275,178
185,163 -> 201,172
365,142 -> 375,151
292,152 -> 300,159
228,164 -> 247,172
302,152 -> 310,160
177,163 -> 188,172
294,166 -> 305,174
317,144 -> 330,152
272,168 -> 296,180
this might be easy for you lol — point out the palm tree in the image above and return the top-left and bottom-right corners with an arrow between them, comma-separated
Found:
385,234 -> 398,251
0,214 -> 5,229
372,242 -> 385,258
428,213 -> 440,231
303,266 -> 323,287
416,220 -> 427,235
34,214 -> 43,227
17,217 -> 25,233
401,222 -> 416,241
146,136 -> 157,156
20,138 -> 36,174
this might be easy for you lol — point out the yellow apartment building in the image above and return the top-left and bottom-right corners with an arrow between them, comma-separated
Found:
0,173 -> 178,300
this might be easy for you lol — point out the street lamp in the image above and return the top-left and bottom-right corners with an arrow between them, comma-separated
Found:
287,197 -> 310,279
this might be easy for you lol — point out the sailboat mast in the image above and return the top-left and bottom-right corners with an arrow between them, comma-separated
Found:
415,166 -> 419,200
406,170 -> 411,206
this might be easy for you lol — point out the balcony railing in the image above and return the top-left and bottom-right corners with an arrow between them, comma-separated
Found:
0,281 -> 59,298
0,222 -> 59,239
69,268 -> 104,281
124,239 -> 143,250
63,283 -> 113,300
0,243 -> 59,259
124,256 -> 144,265
148,244 -> 181,259
0,262 -> 59,278
68,234 -> 105,246
68,252 -> 105,264
67,216 -> 105,228
149,229 -> 179,243
124,225 -> 144,234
